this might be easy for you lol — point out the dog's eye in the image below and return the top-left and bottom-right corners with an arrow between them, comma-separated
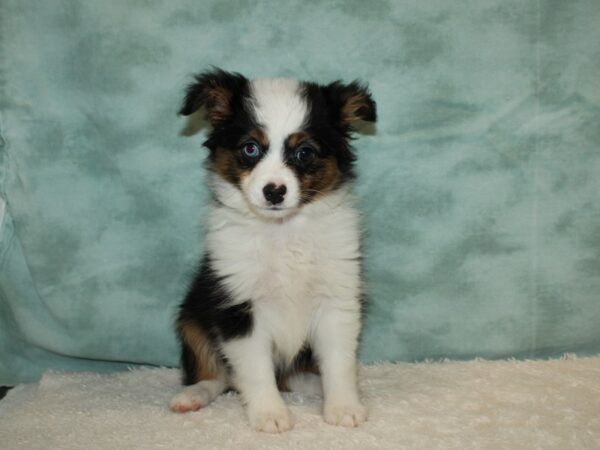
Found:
241,142 -> 261,159
294,146 -> 316,165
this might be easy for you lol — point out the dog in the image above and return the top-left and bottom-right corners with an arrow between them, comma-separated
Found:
169,68 -> 376,433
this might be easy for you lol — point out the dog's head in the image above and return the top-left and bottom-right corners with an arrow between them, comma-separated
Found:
180,68 -> 376,220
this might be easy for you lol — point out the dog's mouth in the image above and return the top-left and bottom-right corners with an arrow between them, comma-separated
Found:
248,203 -> 300,220
260,205 -> 297,214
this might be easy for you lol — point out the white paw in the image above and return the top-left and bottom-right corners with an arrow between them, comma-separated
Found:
248,404 -> 293,433
170,385 -> 213,413
324,401 -> 367,427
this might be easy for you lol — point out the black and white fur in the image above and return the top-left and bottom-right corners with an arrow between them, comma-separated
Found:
170,69 -> 376,433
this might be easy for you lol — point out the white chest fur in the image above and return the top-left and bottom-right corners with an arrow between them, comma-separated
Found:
205,189 -> 362,364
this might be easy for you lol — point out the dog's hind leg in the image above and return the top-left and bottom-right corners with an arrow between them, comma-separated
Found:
170,319 -> 228,413
170,375 -> 227,413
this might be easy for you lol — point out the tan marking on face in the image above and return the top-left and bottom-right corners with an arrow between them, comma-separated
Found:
247,128 -> 269,149
213,147 -> 250,185
178,319 -> 221,382
238,170 -> 250,183
300,157 -> 340,202
287,131 -> 310,149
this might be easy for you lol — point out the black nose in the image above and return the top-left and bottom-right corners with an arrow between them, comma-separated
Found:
263,183 -> 287,205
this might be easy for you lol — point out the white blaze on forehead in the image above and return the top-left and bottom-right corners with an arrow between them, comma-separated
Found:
241,78 -> 308,216
249,78 -> 308,149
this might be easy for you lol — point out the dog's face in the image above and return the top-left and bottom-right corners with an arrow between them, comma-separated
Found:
180,69 -> 376,219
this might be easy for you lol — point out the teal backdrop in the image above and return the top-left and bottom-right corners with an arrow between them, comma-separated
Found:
1,0 -> 599,384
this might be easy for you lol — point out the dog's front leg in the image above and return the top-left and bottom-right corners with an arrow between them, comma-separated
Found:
312,303 -> 367,427
221,331 -> 292,433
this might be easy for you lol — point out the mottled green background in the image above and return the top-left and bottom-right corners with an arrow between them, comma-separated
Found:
1,0 -> 599,384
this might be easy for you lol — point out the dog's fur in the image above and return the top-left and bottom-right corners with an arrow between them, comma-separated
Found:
170,68 -> 376,433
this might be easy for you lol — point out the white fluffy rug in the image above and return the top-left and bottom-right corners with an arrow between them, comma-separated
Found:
1,357 -> 599,449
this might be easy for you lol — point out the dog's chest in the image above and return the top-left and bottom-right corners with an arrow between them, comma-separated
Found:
209,212 -> 325,303
207,205 -> 360,358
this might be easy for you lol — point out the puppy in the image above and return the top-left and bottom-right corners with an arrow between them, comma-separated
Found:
169,68 -> 376,433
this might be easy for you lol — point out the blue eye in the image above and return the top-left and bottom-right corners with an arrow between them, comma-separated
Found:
295,146 -> 316,165
242,142 -> 261,158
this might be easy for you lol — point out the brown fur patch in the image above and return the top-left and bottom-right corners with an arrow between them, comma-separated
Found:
212,147 -> 249,185
286,131 -> 342,203
204,86 -> 233,125
178,319 -> 221,383
211,128 -> 268,184
247,128 -> 269,148
341,93 -> 371,124
300,157 -> 340,203
287,131 -> 310,149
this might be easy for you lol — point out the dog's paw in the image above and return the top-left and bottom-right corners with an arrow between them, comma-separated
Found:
248,404 -> 293,433
169,385 -> 212,413
324,401 -> 367,427
170,394 -> 204,413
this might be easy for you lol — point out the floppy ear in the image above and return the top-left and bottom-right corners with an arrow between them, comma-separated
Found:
324,81 -> 377,126
179,68 -> 248,126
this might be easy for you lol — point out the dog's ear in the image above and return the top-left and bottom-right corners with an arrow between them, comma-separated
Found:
179,68 -> 248,126
323,81 -> 377,127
